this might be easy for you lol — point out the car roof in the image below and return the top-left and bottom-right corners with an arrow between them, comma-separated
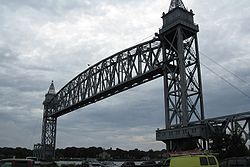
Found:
223,156 -> 250,160
170,154 -> 215,158
1,159 -> 33,162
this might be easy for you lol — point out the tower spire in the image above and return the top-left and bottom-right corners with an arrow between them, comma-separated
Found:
169,0 -> 186,12
47,80 -> 55,94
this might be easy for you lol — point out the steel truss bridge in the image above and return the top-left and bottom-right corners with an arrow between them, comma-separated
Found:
34,0 -> 250,160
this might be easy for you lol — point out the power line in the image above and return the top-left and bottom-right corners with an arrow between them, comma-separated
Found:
134,33 -> 155,45
200,51 -> 248,84
201,62 -> 250,99
200,51 -> 248,83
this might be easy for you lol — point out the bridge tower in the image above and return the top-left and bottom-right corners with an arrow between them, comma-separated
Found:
40,81 -> 57,160
156,0 -> 206,151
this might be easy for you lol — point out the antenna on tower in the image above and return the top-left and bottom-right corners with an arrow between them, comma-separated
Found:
169,0 -> 187,11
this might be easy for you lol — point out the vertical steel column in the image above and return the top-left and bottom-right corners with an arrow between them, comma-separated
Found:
177,27 -> 188,127
248,119 -> 250,142
162,42 -> 170,129
194,34 -> 205,120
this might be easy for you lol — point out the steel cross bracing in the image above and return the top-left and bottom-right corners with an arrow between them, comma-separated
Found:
203,111 -> 250,144
156,112 -> 250,150
49,39 -> 167,117
161,31 -> 204,127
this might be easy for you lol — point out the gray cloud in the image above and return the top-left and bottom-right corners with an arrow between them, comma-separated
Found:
0,0 -> 250,151
0,46 -> 18,65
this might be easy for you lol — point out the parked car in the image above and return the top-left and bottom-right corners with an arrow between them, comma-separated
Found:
161,154 -> 219,167
220,156 -> 250,167
140,161 -> 156,167
26,157 -> 40,166
101,161 -> 118,167
121,161 -> 135,167
0,159 -> 34,167
82,159 -> 102,167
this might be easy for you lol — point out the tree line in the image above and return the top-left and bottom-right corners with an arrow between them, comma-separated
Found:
56,147 -> 165,160
1,133 -> 250,161
0,147 -> 33,159
0,147 -> 165,160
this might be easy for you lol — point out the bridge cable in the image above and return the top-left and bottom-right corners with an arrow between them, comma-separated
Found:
200,62 -> 250,99
200,51 -> 248,84
134,33 -> 155,45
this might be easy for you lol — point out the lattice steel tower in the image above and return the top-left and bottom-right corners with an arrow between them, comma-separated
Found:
34,81 -> 57,160
156,0 -> 206,150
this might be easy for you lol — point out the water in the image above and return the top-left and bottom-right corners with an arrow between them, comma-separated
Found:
55,161 -> 82,166
55,161 -> 144,167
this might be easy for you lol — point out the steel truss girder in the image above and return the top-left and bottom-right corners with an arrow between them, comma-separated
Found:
203,111 -> 250,144
49,38 -> 174,117
157,112 -> 250,149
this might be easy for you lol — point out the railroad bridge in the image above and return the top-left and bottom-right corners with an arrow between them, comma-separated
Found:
34,0 -> 250,160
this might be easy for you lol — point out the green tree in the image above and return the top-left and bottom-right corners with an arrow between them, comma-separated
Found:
210,132 -> 249,159
223,133 -> 249,158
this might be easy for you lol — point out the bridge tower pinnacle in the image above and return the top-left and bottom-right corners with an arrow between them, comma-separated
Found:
47,80 -> 55,95
169,0 -> 186,11
156,0 -> 206,151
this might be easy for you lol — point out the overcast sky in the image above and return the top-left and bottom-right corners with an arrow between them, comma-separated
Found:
0,0 -> 250,151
